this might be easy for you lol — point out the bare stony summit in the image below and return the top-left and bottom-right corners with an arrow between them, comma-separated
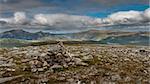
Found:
0,43 -> 149,84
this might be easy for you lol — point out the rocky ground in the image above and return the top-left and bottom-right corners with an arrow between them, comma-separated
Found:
0,42 -> 150,84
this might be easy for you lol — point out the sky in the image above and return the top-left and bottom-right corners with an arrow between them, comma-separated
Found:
0,0 -> 149,17
0,0 -> 150,33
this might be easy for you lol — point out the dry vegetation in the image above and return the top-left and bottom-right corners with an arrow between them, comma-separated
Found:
0,43 -> 150,84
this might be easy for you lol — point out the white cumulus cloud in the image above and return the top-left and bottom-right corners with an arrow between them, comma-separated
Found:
143,8 -> 150,20
104,8 -> 150,24
0,12 -> 28,25
32,13 -> 96,27
0,8 -> 150,27
13,12 -> 27,24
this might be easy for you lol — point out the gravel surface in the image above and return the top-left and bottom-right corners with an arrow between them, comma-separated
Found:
0,43 -> 149,84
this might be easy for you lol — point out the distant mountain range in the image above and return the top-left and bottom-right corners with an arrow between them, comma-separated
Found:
0,29 -> 51,40
0,29 -> 149,41
0,29 -> 149,46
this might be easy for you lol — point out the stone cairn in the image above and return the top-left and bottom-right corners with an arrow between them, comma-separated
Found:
45,41 -> 73,67
28,41 -> 87,73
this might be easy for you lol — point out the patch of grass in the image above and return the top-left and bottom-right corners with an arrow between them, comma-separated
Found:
48,78 -> 67,84
66,66 -> 87,72
83,56 -> 100,65
53,68 -> 65,73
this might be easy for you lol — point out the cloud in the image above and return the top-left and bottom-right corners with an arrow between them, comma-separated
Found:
0,12 -> 29,24
0,12 -> 98,30
102,8 -> 150,25
0,8 -> 150,28
107,11 -> 144,24
0,0 -> 48,12
0,0 -> 148,15
32,14 -> 96,27
144,8 -> 150,20
13,12 -> 28,24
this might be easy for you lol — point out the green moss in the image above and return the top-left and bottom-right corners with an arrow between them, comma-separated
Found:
53,68 -> 65,73
48,78 -> 67,84
83,56 -> 100,65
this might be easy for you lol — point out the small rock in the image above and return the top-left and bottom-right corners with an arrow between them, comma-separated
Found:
82,55 -> 93,60
0,61 -> 7,65
21,59 -> 30,63
38,68 -> 44,72
67,78 -> 74,82
0,57 -> 7,61
40,53 -> 47,57
6,68 -> 15,72
51,64 -> 63,69
124,58 -> 130,61
43,61 -> 49,67
73,58 -> 88,66
0,75 -> 23,83
31,68 -> 37,73
124,76 -> 131,82
0,63 -> 15,67
56,53 -> 62,56
111,74 -> 121,81
57,77 -> 66,81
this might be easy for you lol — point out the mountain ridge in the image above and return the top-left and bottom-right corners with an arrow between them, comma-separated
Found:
0,29 -> 149,41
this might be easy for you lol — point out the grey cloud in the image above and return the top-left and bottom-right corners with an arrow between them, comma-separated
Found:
0,0 -> 148,13
0,0 -> 51,12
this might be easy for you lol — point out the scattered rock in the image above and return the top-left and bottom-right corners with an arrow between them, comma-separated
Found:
6,68 -> 15,72
51,64 -> 63,69
0,63 -> 16,67
0,42 -> 149,83
0,75 -> 23,83
37,68 -> 44,72
111,74 -> 121,81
